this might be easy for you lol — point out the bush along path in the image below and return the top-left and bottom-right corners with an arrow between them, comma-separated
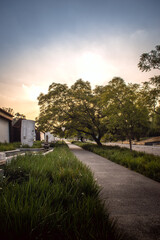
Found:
0,142 -> 123,240
69,142 -> 160,240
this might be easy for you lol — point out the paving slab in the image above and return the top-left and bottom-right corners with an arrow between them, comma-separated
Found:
67,142 -> 160,240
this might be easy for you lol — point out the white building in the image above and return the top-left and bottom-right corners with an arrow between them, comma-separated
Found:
0,108 -> 13,143
21,120 -> 35,147
40,132 -> 45,141
44,132 -> 55,143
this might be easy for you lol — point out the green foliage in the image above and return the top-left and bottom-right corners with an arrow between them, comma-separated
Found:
0,141 -> 44,151
138,45 -> 160,72
101,78 -> 150,149
0,144 -> 122,240
138,45 -> 160,118
37,78 -> 152,147
0,142 -> 21,151
32,141 -> 42,148
21,144 -> 31,148
37,79 -> 107,145
73,142 -> 160,182
147,109 -> 160,136
140,78 -> 160,117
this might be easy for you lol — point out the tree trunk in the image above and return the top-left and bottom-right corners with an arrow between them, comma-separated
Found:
129,137 -> 132,151
94,137 -> 102,146
80,136 -> 84,142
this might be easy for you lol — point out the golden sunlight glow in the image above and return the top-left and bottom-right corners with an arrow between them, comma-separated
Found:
22,84 -> 46,101
77,51 -> 114,85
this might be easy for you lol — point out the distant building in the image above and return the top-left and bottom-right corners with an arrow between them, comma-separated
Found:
35,130 -> 44,141
12,119 -> 35,146
44,132 -> 55,143
12,118 -> 22,142
0,108 -> 13,143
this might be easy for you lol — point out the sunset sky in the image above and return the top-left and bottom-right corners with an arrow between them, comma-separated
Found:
0,0 -> 160,120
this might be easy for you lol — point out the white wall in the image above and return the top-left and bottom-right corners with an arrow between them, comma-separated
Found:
40,132 -> 44,141
44,132 -> 55,142
21,120 -> 35,147
0,118 -> 9,143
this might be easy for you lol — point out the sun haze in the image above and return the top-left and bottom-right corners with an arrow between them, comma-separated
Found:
0,0 -> 160,119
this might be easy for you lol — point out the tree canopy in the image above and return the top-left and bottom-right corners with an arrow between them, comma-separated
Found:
138,45 -> 160,72
37,79 -> 107,145
37,45 -> 160,147
37,78 -> 151,149
138,45 -> 160,115
101,78 -> 150,149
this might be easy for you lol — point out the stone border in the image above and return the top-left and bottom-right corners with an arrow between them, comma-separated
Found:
0,148 -> 54,165
42,149 -> 54,155
18,148 -> 44,151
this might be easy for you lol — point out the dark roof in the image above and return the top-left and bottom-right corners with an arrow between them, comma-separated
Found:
0,108 -> 13,121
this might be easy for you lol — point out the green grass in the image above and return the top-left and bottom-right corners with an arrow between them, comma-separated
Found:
0,143 -> 122,240
73,141 -> 160,182
0,141 -> 43,151
21,141 -> 43,148
0,142 -> 21,151
32,140 -> 42,148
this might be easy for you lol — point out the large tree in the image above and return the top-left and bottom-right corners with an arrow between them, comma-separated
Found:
101,78 -> 150,150
37,78 -> 150,148
37,79 -> 107,145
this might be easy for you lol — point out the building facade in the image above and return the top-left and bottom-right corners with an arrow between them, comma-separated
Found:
44,132 -> 55,143
0,108 -> 13,143
12,119 -> 35,146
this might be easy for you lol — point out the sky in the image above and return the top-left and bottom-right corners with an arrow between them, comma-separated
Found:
0,0 -> 160,120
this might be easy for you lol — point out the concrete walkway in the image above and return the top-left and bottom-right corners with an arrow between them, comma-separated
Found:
67,142 -> 160,240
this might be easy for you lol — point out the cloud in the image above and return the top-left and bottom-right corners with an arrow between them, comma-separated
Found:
0,34 -> 139,88
1,33 -> 158,93
0,30 -> 159,120
130,29 -> 148,40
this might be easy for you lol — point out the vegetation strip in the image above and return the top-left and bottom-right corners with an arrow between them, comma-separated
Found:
0,142 -> 21,152
0,141 -> 44,152
0,142 -> 122,240
73,142 -> 160,182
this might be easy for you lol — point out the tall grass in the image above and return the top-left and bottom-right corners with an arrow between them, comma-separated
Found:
0,142 -> 21,151
0,143 -> 122,240
22,141 -> 43,148
73,142 -> 160,182
0,141 -> 43,151
32,140 -> 43,148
